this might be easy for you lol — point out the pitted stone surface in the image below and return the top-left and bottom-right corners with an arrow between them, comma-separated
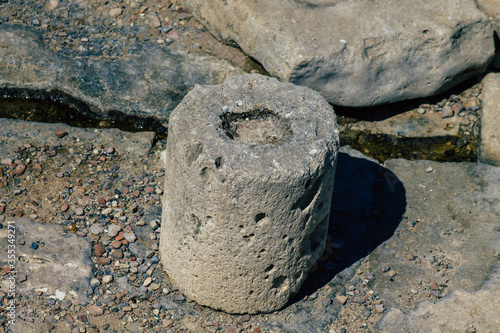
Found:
184,0 -> 494,107
160,73 -> 339,314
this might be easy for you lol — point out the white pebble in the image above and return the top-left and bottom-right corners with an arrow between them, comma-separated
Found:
123,232 -> 137,243
102,275 -> 113,284
89,224 -> 103,235
107,224 -> 122,237
143,277 -> 152,287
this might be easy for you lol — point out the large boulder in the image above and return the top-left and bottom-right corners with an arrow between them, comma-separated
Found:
160,74 -> 339,314
184,0 -> 494,107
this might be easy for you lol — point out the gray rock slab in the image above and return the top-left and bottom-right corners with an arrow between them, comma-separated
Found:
0,24 -> 243,122
479,73 -> 500,166
0,118 -> 155,157
336,154 -> 500,331
185,0 -> 494,107
0,218 -> 93,304
161,73 -> 339,314
376,267 -> 500,332
365,157 -> 500,308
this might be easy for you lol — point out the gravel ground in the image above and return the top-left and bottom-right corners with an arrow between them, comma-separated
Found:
0,0 -> 267,74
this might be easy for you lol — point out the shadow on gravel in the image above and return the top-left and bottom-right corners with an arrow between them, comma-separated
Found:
290,152 -> 407,302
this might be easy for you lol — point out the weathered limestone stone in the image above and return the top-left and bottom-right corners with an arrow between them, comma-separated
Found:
184,0 -> 494,107
160,74 -> 339,314
479,73 -> 500,166
0,24 -> 243,122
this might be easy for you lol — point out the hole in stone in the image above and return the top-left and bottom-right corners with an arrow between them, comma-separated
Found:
264,264 -> 274,273
190,214 -> 201,236
272,275 -> 289,293
259,249 -> 266,253
292,175 -> 323,211
215,156 -> 223,169
243,233 -> 255,243
185,143 -> 203,166
255,213 -> 266,223
282,234 -> 288,239
220,106 -> 292,145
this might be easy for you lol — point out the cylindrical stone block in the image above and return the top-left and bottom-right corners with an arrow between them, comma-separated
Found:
160,74 -> 339,314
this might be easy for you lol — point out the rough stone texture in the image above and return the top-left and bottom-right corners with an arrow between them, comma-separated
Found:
185,0 -> 494,107
0,118 -> 155,157
0,24 -> 243,122
365,157 -> 500,305
0,218 -> 93,304
160,74 -> 340,314
479,73 -> 500,165
377,267 -> 500,332
347,110 -> 460,138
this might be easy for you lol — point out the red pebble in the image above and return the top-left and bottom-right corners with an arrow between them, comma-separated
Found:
55,130 -> 68,138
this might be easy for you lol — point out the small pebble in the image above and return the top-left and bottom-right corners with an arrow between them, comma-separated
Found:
89,224 -> 103,235
93,244 -> 106,257
112,249 -> 123,259
335,295 -> 348,305
108,224 -> 121,237
55,130 -> 68,138
441,105 -> 454,118
123,232 -> 137,243
87,305 -> 103,316
13,164 -> 26,175
143,277 -> 152,287
102,275 -> 113,284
